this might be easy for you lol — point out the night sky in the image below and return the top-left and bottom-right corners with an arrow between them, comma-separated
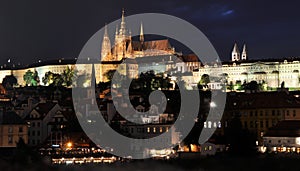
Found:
0,0 -> 299,66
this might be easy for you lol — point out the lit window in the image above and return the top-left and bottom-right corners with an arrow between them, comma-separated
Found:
147,127 -> 150,133
217,121 -> 222,128
159,127 -> 163,133
208,121 -> 212,128
213,122 -> 217,128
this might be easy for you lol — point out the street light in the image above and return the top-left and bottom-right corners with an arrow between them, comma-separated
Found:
67,142 -> 73,148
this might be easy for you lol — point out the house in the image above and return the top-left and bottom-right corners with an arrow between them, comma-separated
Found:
25,101 -> 61,146
0,110 -> 28,147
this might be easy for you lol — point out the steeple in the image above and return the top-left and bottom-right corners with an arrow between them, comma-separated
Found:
231,42 -> 240,61
119,8 -> 126,36
140,22 -> 144,43
101,24 -> 111,60
241,44 -> 247,60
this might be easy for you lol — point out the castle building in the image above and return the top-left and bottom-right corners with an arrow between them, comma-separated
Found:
0,10 -> 299,90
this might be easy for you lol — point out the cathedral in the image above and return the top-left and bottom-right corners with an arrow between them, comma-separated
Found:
101,9 -> 175,62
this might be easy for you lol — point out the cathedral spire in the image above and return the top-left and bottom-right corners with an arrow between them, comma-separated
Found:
101,24 -> 111,60
231,42 -> 240,61
119,8 -> 126,36
140,22 -> 144,43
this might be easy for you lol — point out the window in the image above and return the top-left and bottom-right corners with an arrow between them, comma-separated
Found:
37,122 -> 40,127
293,110 -> 296,117
32,131 -> 35,136
208,121 -> 212,128
32,122 -> 35,127
260,121 -> 264,128
266,120 -> 269,128
19,127 -> 23,133
244,121 -> 248,128
217,121 -> 222,128
250,121 -> 253,128
8,136 -> 13,144
8,127 -> 13,133
147,127 -> 150,133
213,122 -> 217,128
265,111 -> 269,116
37,131 -> 40,136
153,127 -> 156,133
260,111 -> 263,116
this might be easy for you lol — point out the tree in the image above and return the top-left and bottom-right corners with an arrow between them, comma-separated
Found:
62,66 -> 76,87
42,71 -> 63,87
227,81 -> 234,91
2,75 -> 17,88
32,69 -> 40,86
243,81 -> 259,92
23,70 -> 33,86
23,70 -> 39,86
42,71 -> 53,86
199,74 -> 210,89
104,69 -> 117,82
225,115 -> 257,156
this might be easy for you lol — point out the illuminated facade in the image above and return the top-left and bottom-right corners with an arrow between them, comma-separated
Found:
193,43 -> 300,89
0,10 -> 299,90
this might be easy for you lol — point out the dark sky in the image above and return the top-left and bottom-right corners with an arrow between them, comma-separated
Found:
0,0 -> 299,66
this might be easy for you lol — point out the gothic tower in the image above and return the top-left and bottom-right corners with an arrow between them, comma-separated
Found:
231,42 -> 240,61
241,44 -> 247,60
140,22 -> 144,43
101,24 -> 111,61
114,9 -> 128,60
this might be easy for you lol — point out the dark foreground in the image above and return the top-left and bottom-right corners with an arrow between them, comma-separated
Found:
1,154 -> 300,171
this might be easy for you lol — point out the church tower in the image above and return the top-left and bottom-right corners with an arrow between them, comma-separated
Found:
114,9 -> 128,61
101,24 -> 111,60
231,42 -> 240,61
140,22 -> 144,43
241,44 -> 247,60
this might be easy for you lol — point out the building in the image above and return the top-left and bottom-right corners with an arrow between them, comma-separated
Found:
263,120 -> 300,153
0,110 -> 28,147
193,42 -> 300,89
25,101 -> 61,146
215,91 -> 300,145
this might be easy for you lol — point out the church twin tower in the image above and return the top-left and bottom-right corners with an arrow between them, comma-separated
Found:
232,43 -> 247,61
